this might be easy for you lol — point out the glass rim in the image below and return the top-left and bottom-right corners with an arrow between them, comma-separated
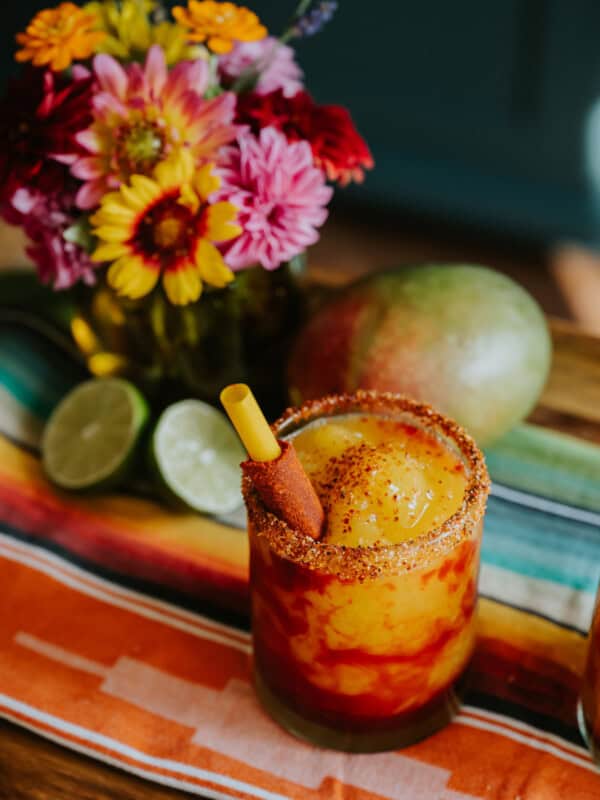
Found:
243,390 -> 490,580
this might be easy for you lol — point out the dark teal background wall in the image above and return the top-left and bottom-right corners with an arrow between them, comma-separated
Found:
4,1 -> 600,242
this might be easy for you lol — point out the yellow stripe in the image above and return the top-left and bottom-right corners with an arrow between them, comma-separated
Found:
0,434 -> 248,578
478,597 -> 586,675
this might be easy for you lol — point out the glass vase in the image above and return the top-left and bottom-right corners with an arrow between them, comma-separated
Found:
71,262 -> 306,417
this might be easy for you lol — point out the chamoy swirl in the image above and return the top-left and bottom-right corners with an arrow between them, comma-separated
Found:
246,393 -> 490,751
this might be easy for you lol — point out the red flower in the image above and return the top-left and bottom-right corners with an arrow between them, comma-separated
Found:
0,67 -> 94,204
235,89 -> 373,186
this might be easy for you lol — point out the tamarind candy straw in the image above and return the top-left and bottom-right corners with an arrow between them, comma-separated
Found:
242,439 -> 325,541
220,384 -> 325,540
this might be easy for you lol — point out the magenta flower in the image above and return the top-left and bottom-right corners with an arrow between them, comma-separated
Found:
71,45 -> 238,209
218,37 -> 304,97
216,127 -> 332,271
9,187 -> 98,290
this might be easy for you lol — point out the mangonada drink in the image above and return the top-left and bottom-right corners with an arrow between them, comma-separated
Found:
244,392 -> 489,752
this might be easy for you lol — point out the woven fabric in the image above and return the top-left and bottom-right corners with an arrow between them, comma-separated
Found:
1,316 -> 600,799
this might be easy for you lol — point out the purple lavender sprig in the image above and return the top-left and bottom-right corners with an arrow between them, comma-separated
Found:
233,0 -> 339,91
280,1 -> 339,43
293,2 -> 339,38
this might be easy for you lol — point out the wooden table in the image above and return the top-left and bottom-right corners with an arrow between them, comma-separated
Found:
1,222 -> 599,797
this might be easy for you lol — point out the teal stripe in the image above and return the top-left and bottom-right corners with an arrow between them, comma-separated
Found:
0,326 -> 83,419
0,338 -> 73,399
485,424 -> 600,512
0,351 -> 61,413
482,496 -> 600,593
0,366 -> 52,419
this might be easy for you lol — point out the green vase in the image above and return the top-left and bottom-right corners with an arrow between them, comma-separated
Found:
71,261 -> 306,418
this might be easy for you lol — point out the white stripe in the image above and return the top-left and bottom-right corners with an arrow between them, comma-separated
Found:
0,708 -> 288,800
492,483 -> 600,528
0,694 -> 290,800
0,535 -> 251,655
457,713 -> 595,773
480,563 -> 595,632
0,694 -> 594,794
462,705 -> 591,761
15,632 -> 109,678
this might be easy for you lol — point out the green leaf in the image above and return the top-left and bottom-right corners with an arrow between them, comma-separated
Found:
63,217 -> 96,253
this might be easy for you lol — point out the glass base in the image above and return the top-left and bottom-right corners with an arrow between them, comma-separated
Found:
577,699 -> 599,763
254,666 -> 465,753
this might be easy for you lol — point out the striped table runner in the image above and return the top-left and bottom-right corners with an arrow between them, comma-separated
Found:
1,315 -> 600,799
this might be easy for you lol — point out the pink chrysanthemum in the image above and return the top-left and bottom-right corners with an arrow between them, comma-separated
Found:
218,37 -> 303,97
216,127 -> 332,271
71,44 -> 238,209
9,187 -> 98,290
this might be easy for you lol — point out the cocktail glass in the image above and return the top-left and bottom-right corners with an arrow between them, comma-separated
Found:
244,391 -> 490,752
579,587 -> 600,762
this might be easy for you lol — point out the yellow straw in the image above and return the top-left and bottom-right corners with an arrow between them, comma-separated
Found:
220,384 -> 281,462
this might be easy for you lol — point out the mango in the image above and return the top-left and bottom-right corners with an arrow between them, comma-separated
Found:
288,265 -> 552,445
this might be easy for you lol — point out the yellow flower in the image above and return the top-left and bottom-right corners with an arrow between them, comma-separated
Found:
153,19 -> 207,64
85,0 -> 204,65
91,150 -> 241,306
16,3 -> 106,72
172,0 -> 266,54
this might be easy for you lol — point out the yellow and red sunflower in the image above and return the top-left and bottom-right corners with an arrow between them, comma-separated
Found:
91,150 -> 241,305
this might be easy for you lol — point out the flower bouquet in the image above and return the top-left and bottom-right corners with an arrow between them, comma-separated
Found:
0,0 -> 372,411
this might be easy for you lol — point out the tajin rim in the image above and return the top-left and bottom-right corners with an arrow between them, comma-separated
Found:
243,390 -> 490,580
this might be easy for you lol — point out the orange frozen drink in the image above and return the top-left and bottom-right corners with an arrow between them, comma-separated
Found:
244,392 -> 490,751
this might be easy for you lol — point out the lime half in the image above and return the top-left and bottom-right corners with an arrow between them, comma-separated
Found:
150,399 -> 245,515
42,378 -> 149,490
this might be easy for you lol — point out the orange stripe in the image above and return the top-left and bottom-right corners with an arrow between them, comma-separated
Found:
0,535 -> 250,647
406,722 -> 600,798
462,708 -> 590,762
0,556 -> 248,684
1,550 -> 599,799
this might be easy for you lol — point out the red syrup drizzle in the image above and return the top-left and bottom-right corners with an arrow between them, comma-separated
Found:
250,534 -> 479,732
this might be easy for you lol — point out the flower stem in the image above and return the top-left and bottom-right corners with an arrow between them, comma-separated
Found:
294,0 -> 314,19
230,65 -> 261,94
230,0 -> 317,92
280,0 -> 314,43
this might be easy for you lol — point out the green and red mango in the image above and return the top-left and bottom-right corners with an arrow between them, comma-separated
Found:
288,265 -> 552,445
